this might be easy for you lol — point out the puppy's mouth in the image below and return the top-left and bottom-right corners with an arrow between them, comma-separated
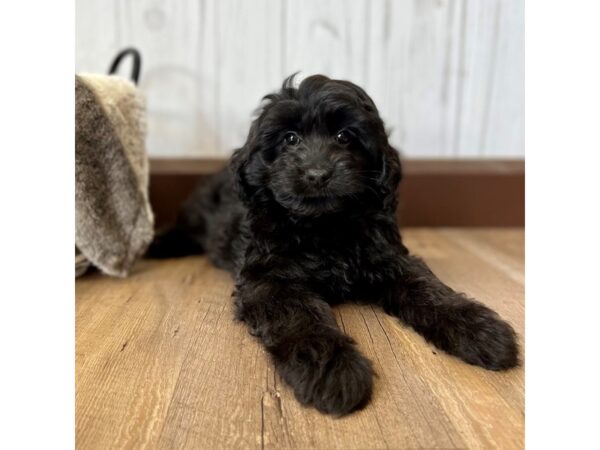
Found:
300,194 -> 335,203
300,195 -> 339,206
273,189 -> 343,216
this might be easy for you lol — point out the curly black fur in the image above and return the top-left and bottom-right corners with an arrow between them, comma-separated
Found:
148,74 -> 519,416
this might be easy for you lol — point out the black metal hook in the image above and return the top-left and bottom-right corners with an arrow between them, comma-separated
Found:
108,48 -> 142,84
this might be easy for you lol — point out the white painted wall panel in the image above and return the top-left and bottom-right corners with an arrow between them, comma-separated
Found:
76,0 -> 524,158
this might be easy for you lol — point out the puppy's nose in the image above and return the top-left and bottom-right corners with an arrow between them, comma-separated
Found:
305,168 -> 332,185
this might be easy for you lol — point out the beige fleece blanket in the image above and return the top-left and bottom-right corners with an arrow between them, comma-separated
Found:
75,74 -> 154,277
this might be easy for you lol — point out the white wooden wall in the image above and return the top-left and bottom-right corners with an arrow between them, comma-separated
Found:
76,0 -> 524,158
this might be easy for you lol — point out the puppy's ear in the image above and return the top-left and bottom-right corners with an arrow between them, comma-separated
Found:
230,120 -> 260,204
377,143 -> 403,212
231,118 -> 271,204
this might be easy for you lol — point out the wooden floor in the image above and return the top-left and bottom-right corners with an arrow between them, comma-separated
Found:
76,228 -> 524,449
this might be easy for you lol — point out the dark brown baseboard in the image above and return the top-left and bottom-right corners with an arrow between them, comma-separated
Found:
149,158 -> 524,228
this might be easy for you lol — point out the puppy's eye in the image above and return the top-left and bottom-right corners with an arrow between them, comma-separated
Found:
284,132 -> 301,146
335,130 -> 350,145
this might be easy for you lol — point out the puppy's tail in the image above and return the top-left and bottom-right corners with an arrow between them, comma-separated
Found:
145,226 -> 204,259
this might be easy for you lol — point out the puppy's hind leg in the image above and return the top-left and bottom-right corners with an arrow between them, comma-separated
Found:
377,254 -> 519,371
146,176 -> 217,259
145,224 -> 204,258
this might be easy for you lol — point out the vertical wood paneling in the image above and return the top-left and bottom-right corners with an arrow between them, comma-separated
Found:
213,0 -> 284,154
75,1 -> 120,73
115,0 -> 216,156
455,0 -> 503,156
283,0 -> 369,83
366,0 -> 450,156
76,0 -> 524,158
485,0 -> 524,156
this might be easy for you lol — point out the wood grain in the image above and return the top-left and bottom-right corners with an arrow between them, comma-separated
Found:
75,0 -> 524,158
76,228 -> 524,449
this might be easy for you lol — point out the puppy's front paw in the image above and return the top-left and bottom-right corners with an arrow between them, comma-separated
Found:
274,335 -> 373,416
441,303 -> 519,371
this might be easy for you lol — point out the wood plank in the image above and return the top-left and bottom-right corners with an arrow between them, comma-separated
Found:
75,1 -> 120,74
213,0 -> 284,155
283,0 -> 369,82
76,228 -> 524,449
76,258 -> 229,448
366,0 -> 455,157
116,0 -> 216,157
484,0 -> 525,156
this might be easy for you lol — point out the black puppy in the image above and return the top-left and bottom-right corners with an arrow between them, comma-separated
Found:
148,75 -> 519,416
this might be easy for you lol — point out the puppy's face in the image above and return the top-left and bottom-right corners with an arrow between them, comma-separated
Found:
264,100 -> 375,216
233,75 -> 401,216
